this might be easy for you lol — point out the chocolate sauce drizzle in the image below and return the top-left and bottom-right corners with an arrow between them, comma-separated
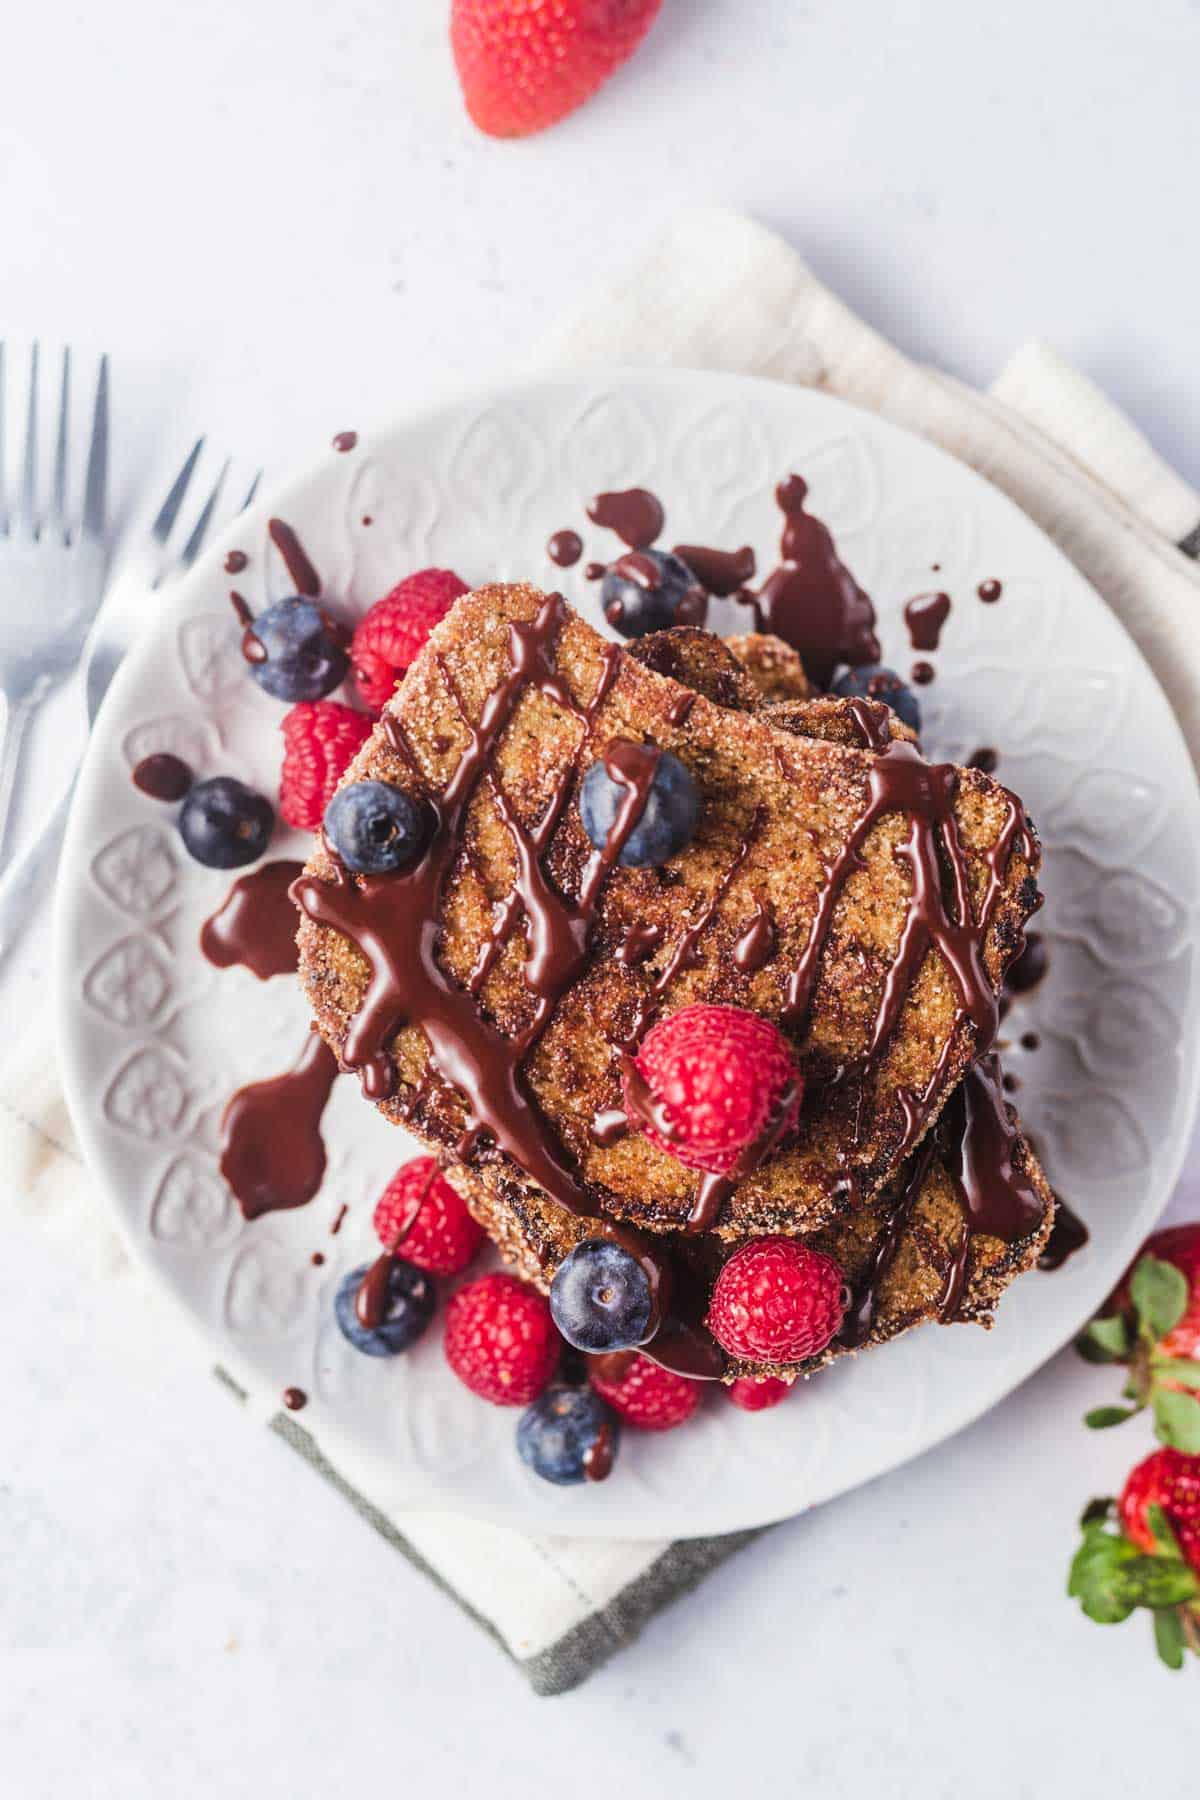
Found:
200,859 -> 304,980
219,1034 -> 339,1219
1039,1196 -> 1089,1270
268,518 -> 321,597
841,1055 -> 1050,1344
732,899 -> 776,973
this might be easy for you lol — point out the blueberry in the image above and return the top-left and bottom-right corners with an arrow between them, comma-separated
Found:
517,1386 -> 619,1486
601,550 -> 699,640
324,779 -> 430,874
179,776 -> 274,869
580,748 -> 698,868
832,663 -> 922,735
334,1260 -> 435,1356
550,1240 -> 654,1353
248,597 -> 349,702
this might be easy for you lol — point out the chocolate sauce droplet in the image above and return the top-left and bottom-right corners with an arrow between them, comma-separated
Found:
332,431 -> 358,453
586,488 -> 665,550
131,753 -> 193,802
978,579 -> 1003,603
904,591 -> 952,653
224,549 -> 248,575
282,1387 -> 308,1411
200,859 -> 305,981
583,1419 -> 615,1481
1004,932 -> 1048,998
967,747 -> 998,773
547,529 -> 583,568
911,660 -> 935,686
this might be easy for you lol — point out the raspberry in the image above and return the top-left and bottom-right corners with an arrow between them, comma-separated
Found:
589,1352 -> 703,1431
278,700 -> 372,831
707,1238 -> 845,1363
373,1157 -> 486,1277
726,1375 -> 793,1413
351,569 -> 469,710
1120,1448 -> 1200,1569
444,1273 -> 559,1406
624,1003 -> 802,1176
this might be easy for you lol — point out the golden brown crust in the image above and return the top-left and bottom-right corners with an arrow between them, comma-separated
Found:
296,584 -> 1041,1247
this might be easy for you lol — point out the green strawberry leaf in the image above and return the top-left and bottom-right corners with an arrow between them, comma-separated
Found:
1153,1386 -> 1200,1453
1152,1357 -> 1200,1389
1077,1315 -> 1133,1362
1146,1503 -> 1182,1558
1154,1608 -> 1186,1671
1131,1255 -> 1189,1341
1068,1530 -> 1137,1623
1084,1404 -> 1141,1429
1126,1558 -> 1200,1610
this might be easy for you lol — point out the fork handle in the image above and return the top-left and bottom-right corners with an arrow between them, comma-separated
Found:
0,770 -> 75,964
0,694 -> 36,871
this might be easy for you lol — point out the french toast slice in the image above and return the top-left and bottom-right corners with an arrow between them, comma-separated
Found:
295,584 -> 1041,1251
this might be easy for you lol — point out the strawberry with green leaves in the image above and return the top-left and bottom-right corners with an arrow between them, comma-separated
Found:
1077,1225 -> 1200,1452
1068,1450 -> 1200,1669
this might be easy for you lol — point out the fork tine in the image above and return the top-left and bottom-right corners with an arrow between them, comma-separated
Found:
240,469 -> 263,512
180,457 -> 230,566
152,437 -> 204,543
22,342 -> 39,531
52,347 -> 71,535
81,353 -> 109,540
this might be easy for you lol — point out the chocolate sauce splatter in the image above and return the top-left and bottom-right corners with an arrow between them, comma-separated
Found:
282,1387 -> 308,1411
911,660 -> 935,686
224,549 -> 248,575
131,753 -> 193,802
978,579 -> 1003,603
219,1034 -> 339,1220
755,476 -> 880,689
904,591 -> 951,653
587,488 -> 664,550
200,859 -> 305,981
968,747 -> 999,773
672,543 -> 757,598
268,518 -> 321,597
547,529 -> 583,568
1039,1197 -> 1089,1270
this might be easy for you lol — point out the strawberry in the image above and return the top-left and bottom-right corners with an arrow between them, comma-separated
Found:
1077,1222 -> 1200,1453
450,0 -> 663,140
1068,1453 -> 1200,1669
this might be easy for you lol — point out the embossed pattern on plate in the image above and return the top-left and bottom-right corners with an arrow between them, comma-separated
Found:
54,372 -> 1200,1539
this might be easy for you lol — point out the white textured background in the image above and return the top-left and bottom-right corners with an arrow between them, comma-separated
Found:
2,1 -> 1199,1791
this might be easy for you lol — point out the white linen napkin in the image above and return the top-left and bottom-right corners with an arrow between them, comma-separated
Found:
6,207 -> 1199,1696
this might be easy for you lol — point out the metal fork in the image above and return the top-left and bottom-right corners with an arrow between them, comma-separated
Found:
0,442 -> 262,960
0,342 -> 110,864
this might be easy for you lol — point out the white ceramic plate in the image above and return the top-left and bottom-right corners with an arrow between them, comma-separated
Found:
56,370 -> 1200,1538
